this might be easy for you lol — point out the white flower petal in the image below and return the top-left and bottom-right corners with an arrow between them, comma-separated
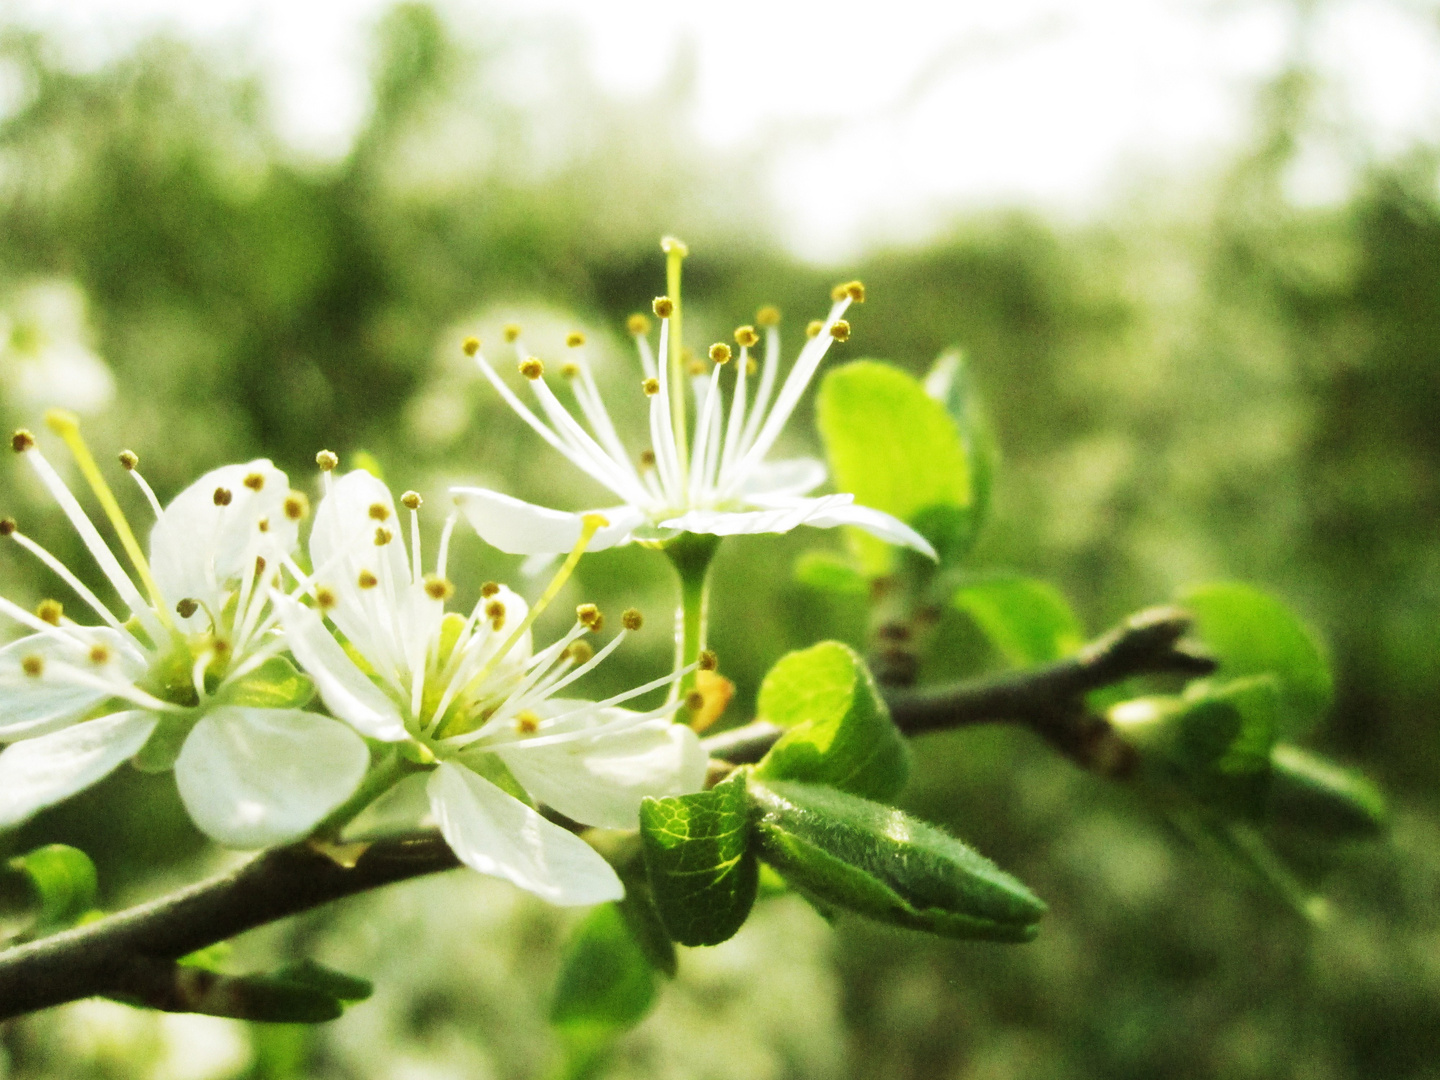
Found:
149,459 -> 298,630
664,496 -> 939,559
497,713 -> 706,830
273,595 -> 409,741
450,488 -> 642,555
174,706 -> 370,849
0,629 -> 149,741
14,339 -> 115,416
800,501 -> 940,560
0,710 -> 157,829
427,762 -> 623,906
309,470 -> 411,591
738,456 -> 827,498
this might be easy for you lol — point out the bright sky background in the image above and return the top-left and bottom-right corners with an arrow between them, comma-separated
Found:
10,0 -> 1440,261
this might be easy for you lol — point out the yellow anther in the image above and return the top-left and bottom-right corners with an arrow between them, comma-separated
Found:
627,313 -> 651,336
660,236 -> 689,257
565,331 -> 586,348
843,280 -> 866,302
243,472 -> 265,492
254,556 -> 267,578
566,640 -> 594,664
481,581 -> 500,598
503,323 -> 522,343
831,284 -> 847,301
642,377 -> 660,396
118,449 -> 139,470
805,320 -> 823,339
756,305 -> 780,327
621,608 -> 643,631
213,487 -> 233,507
688,358 -> 706,376
0,518 -> 15,537
462,336 -> 481,356
36,599 -> 62,625
560,362 -> 580,380
89,644 -> 110,665
316,450 -> 339,472
515,711 -> 541,735
709,343 -> 732,364
734,325 -> 759,348
829,320 -> 851,342
698,649 -> 719,671
21,655 -> 44,678
258,517 -> 270,533
638,449 -> 656,469
401,491 -> 422,510
685,690 -> 705,711
11,430 -> 34,453
519,357 -> 544,380
357,569 -> 378,590
576,602 -> 603,631
368,502 -> 390,521
315,586 -> 337,610
652,296 -> 674,319
284,492 -> 310,520
424,575 -> 455,601
374,527 -> 393,546
746,357 -> 757,376
176,598 -> 199,619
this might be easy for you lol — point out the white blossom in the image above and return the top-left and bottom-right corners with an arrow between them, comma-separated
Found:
277,469 -> 706,906
0,281 -> 115,416
0,417 -> 368,847
452,248 -> 936,561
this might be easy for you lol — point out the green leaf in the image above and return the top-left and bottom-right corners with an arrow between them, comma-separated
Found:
8,844 -> 98,930
550,904 -> 658,1034
816,360 -> 971,574
952,575 -> 1084,666
1113,679 -> 1279,820
1180,582 -> 1333,736
639,771 -> 757,947
793,551 -> 868,597
924,349 -> 996,552
220,655 -> 316,710
749,779 -> 1046,942
185,972 -> 344,1023
1267,744 -> 1388,839
754,641 -> 909,800
269,959 -> 373,1004
614,859 -> 678,978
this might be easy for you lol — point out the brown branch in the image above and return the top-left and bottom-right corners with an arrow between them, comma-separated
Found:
0,606 -> 1212,1023
0,834 -> 457,1022
704,606 -> 1214,773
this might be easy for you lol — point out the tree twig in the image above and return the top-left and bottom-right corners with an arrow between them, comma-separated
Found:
0,835 -> 456,1021
0,606 -> 1212,1022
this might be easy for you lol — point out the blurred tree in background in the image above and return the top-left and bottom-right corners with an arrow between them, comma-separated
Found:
0,3 -> 1436,1077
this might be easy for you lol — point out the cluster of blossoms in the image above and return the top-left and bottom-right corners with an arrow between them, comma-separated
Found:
0,241 -> 933,909
0,417 -> 702,905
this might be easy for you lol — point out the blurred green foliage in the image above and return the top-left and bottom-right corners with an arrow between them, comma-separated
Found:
0,3 -> 1437,1078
